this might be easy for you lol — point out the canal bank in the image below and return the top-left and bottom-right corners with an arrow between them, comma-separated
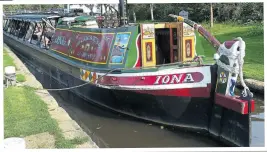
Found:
3,44 -> 98,149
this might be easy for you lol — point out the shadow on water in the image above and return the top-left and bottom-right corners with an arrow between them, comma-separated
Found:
16,52 -> 264,148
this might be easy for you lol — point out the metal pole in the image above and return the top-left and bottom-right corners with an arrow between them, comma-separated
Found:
119,0 -> 125,26
23,22 -> 30,41
101,4 -> 102,16
67,4 -> 70,13
30,22 -> 37,44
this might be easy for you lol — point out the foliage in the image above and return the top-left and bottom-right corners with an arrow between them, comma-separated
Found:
3,3 -> 263,24
128,3 -> 263,24
3,4 -> 65,13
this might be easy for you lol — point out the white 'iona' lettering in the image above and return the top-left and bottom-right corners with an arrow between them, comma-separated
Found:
183,74 -> 194,82
162,75 -> 170,84
153,73 -> 195,85
170,74 -> 183,84
154,76 -> 162,84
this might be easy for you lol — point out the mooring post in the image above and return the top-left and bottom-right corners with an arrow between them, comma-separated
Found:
4,137 -> 26,149
4,66 -> 16,88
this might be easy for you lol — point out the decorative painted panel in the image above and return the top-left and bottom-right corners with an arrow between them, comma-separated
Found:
141,24 -> 156,67
141,24 -> 155,39
70,32 -> 115,64
109,32 -> 131,64
50,28 -> 73,55
182,36 -> 195,61
50,25 -> 140,69
145,42 -> 153,62
183,23 -> 195,37
80,69 -> 99,83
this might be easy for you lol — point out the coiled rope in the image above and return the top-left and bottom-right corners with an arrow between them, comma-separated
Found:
214,37 -> 253,98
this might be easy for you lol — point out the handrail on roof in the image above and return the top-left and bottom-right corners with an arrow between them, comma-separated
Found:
6,13 -> 62,20
5,13 -> 62,23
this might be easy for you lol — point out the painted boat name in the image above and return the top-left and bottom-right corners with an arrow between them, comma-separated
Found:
54,36 -> 67,46
154,73 -> 195,85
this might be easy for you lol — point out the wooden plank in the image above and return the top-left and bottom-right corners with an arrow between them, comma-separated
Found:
169,25 -> 173,63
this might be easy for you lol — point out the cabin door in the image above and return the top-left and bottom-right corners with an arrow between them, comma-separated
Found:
140,24 -> 156,67
169,23 -> 183,63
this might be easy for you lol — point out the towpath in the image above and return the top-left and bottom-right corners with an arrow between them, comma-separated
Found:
4,44 -> 98,149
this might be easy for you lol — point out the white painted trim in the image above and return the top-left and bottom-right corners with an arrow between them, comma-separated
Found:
96,82 -> 208,90
97,66 -> 211,83
133,33 -> 141,67
93,66 -> 212,90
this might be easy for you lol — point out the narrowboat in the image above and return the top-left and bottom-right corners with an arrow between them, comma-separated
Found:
3,1 -> 255,147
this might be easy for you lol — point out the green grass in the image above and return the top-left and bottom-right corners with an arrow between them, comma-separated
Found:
4,87 -> 59,138
3,48 -> 16,68
3,48 -> 26,83
4,86 -> 88,148
56,137 -> 89,148
16,74 -> 26,82
196,22 -> 264,81
4,47 -> 89,148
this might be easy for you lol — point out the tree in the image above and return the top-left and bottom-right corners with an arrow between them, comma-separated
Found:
150,4 -> 154,21
210,3 -> 213,27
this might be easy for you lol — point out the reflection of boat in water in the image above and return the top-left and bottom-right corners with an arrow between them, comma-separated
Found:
3,0 -> 255,147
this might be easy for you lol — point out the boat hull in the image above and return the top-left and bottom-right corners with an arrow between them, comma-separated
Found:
3,33 -> 251,147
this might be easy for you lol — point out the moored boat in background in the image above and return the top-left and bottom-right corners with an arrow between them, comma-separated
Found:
3,0 -> 255,147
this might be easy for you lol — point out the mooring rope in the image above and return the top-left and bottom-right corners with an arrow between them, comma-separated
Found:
3,51 -> 205,92
213,37 -> 253,98
4,68 -> 121,91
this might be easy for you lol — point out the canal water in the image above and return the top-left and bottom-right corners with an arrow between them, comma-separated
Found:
50,88 -> 265,148
18,53 -> 265,148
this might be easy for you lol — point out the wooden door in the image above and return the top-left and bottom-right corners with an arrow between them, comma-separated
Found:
169,22 -> 183,63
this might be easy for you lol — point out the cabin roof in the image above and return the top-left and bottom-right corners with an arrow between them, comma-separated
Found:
5,13 -> 61,22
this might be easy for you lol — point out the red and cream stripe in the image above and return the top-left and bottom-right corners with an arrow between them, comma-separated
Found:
81,66 -> 212,97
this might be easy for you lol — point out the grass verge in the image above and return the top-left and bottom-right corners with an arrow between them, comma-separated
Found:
196,22 -> 264,81
4,48 -> 89,148
3,48 -> 16,68
4,49 -> 26,82
16,74 -> 26,82
4,86 -> 88,148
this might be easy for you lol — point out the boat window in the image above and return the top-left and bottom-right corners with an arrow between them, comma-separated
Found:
24,22 -> 36,42
43,25 -> 55,48
4,15 -> 57,50
18,21 -> 28,39
10,20 -> 20,36
3,19 -> 7,30
7,20 -> 14,33
3,19 -> 10,31
31,21 -> 54,49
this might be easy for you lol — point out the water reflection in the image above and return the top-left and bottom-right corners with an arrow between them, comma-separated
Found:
250,94 -> 264,147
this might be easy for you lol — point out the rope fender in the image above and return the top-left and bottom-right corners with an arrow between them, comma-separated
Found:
214,37 -> 253,98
